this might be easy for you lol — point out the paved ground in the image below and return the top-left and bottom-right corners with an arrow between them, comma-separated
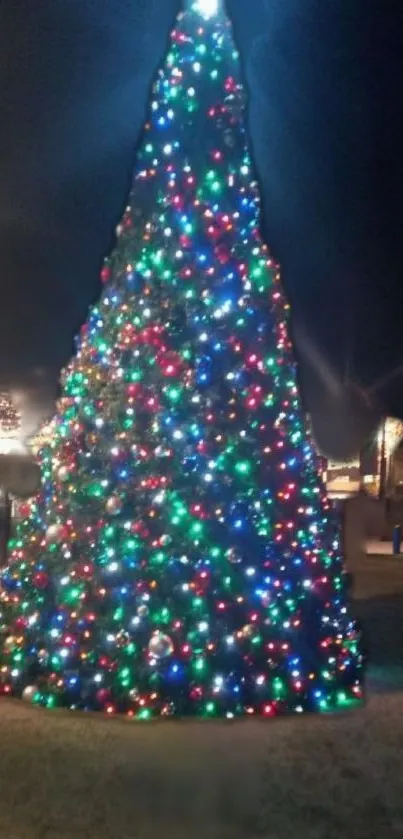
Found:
0,692 -> 403,839
0,558 -> 402,839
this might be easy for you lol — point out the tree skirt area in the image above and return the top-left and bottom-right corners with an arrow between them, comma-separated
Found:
0,690 -> 402,839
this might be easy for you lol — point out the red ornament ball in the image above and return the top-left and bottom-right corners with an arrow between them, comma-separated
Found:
14,617 -> 27,631
96,688 -> 111,705
33,571 -> 49,590
76,561 -> 94,580
215,244 -> 230,264
179,234 -> 191,249
157,350 -> 182,377
18,503 -> 31,519
101,265 -> 111,284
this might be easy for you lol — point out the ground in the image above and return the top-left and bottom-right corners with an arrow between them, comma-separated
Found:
1,554 -> 403,839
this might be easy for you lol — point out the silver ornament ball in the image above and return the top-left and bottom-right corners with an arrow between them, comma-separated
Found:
22,685 -> 37,703
226,548 -> 242,564
3,635 -> 15,653
57,465 -> 70,482
38,648 -> 49,665
106,495 -> 123,516
45,523 -> 64,544
129,687 -> 140,702
148,631 -> 174,660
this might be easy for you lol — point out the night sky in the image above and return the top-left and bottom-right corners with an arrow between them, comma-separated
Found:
0,0 -> 402,452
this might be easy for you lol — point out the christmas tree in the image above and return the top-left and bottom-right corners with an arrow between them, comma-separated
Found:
0,391 -> 21,455
0,392 -> 20,437
0,0 -> 363,718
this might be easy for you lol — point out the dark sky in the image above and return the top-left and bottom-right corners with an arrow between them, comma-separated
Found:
0,0 -> 402,447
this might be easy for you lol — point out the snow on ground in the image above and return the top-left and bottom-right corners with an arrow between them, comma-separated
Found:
0,558 -> 403,839
0,692 -> 402,839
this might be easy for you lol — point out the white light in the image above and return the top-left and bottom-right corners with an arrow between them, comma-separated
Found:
108,562 -> 119,573
192,0 -> 219,17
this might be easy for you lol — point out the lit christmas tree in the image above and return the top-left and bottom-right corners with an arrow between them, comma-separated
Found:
0,392 -> 20,437
0,0 -> 363,718
0,391 -> 21,454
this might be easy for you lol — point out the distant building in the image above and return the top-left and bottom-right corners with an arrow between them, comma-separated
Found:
323,417 -> 403,499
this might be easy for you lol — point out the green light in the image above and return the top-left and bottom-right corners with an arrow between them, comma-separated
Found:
235,460 -> 252,476
121,668 -> 130,679
166,386 -> 182,403
137,708 -> 152,721
193,597 -> 204,609
274,678 -> 285,697
190,522 -> 203,536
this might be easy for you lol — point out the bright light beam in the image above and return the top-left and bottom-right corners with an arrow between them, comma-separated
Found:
190,0 -> 220,18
